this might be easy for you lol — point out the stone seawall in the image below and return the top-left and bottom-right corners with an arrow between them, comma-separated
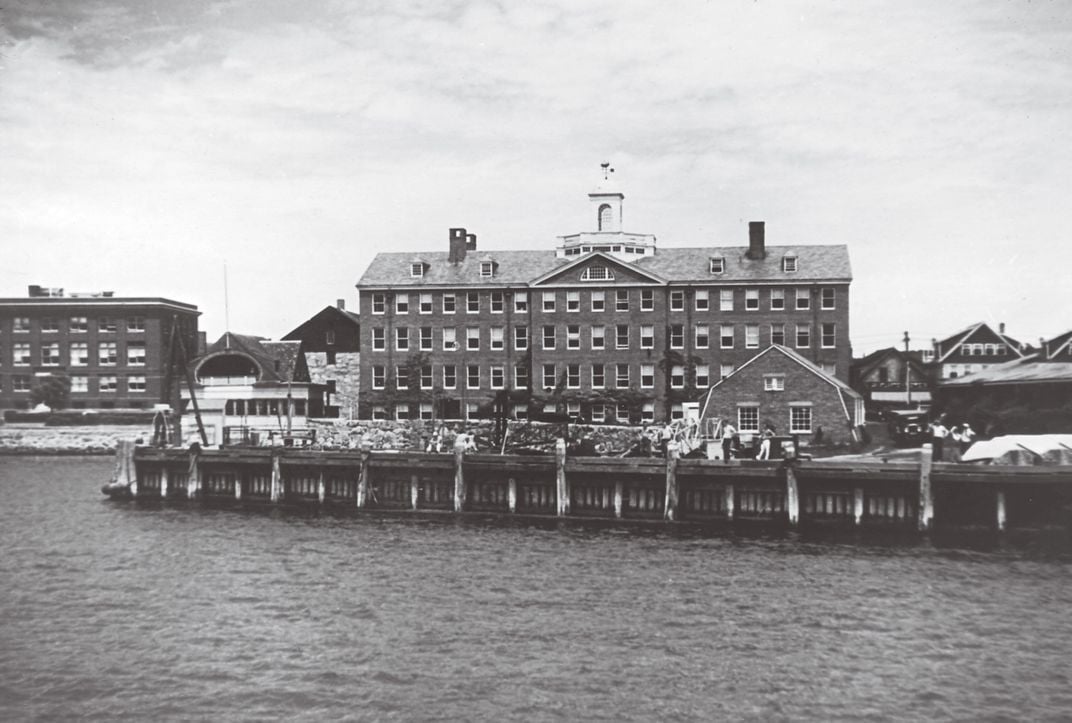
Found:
0,424 -> 149,455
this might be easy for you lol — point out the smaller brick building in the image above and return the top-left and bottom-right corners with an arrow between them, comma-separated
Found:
699,344 -> 865,446
282,302 -> 361,419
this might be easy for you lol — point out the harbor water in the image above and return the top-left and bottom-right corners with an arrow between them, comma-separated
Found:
2,456 -> 1072,721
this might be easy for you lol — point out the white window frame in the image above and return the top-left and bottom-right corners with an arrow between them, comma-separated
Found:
790,406 -> 812,433
695,290 -> 709,311
410,263 -> 424,278
695,364 -> 709,388
372,293 -> 386,314
640,289 -> 654,311
745,324 -> 759,349
782,255 -> 798,273
591,291 -> 605,312
640,325 -> 654,349
395,294 -> 409,314
770,289 -> 785,311
419,293 -> 433,314
442,327 -> 456,351
514,292 -> 528,313
591,325 -> 605,350
796,288 -> 810,311
443,293 -> 456,314
694,324 -> 709,349
720,325 -> 734,349
566,291 -> 580,312
764,374 -> 785,392
640,364 -> 655,389
738,406 -> 759,433
745,289 -> 759,311
821,287 -> 835,310
720,289 -> 733,311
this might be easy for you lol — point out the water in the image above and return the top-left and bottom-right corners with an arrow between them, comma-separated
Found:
2,457 -> 1072,721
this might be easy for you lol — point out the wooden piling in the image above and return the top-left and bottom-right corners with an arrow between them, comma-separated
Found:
411,474 -> 420,511
160,465 -> 169,499
357,445 -> 371,508
270,453 -> 282,503
234,472 -> 242,501
613,481 -> 623,518
664,445 -> 680,521
453,445 -> 466,512
724,484 -> 735,520
853,487 -> 864,525
187,448 -> 200,499
318,470 -> 326,504
785,465 -> 800,526
555,438 -> 569,517
508,478 -> 517,514
996,489 -> 1007,532
918,443 -> 934,531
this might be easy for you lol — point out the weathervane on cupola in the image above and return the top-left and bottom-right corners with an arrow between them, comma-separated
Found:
600,161 -> 615,180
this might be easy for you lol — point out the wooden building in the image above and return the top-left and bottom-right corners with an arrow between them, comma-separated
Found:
355,183 -> 852,423
0,285 -> 199,412
282,301 -> 361,419
850,347 -> 931,409
930,322 -> 1026,380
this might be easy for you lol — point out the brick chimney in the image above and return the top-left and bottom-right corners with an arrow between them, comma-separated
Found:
449,227 -> 468,264
746,221 -> 766,260
999,322 -> 1006,335
336,298 -> 345,310
466,232 -> 477,251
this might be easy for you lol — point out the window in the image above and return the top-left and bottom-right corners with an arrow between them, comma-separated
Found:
41,318 -> 59,332
99,342 -> 118,365
641,364 -> 654,388
372,406 -> 387,420
616,325 -> 629,349
642,402 -> 655,423
13,375 -> 31,392
821,363 -> 837,377
542,292 -> 556,312
512,403 -> 528,420
480,262 -> 494,278
514,292 -> 528,312
670,290 -> 685,311
98,318 -> 117,333
640,289 -> 654,311
591,325 -> 605,350
821,323 -> 836,348
598,203 -> 612,230
70,342 -> 89,366
443,294 -> 456,314
99,376 -> 118,393
419,294 -> 433,314
41,343 -> 60,366
821,287 -> 835,310
410,262 -> 424,277
491,292 -> 504,313
421,365 -> 433,389
695,290 -> 709,311
372,293 -> 386,314
466,327 -> 480,351
419,403 -> 433,421
70,317 -> 87,333
745,324 -> 759,349
790,406 -> 812,433
467,292 -> 480,313
127,317 -> 145,332
771,323 -> 785,346
467,365 -> 480,389
127,343 -> 146,366
70,376 -> 88,393
13,343 -> 31,366
128,375 -> 146,392
670,324 -> 684,349
396,328 -> 409,351
670,403 -> 684,421
591,291 -> 605,312
770,289 -> 785,311
720,289 -> 733,311
396,366 -> 409,390
591,404 -> 606,423
395,404 -> 410,421
542,326 -> 556,350
744,289 -> 759,311
491,366 -> 505,389
443,365 -> 457,389
582,266 -> 613,281
490,326 -> 504,351
738,407 -> 759,433
13,317 -> 30,332
514,325 -> 528,350
567,364 -> 580,388
616,290 -> 629,312
695,324 -> 709,349
395,294 -> 409,314
615,363 -> 629,388
567,402 -> 581,419
782,255 -> 798,273
695,364 -> 710,388
721,363 -> 735,379
567,291 -> 580,312
592,364 -> 605,388
670,365 -> 685,388
372,328 -> 386,351
720,325 -> 734,349
514,364 -> 529,389
764,374 -> 785,391
420,327 -> 433,351
542,363 -> 556,389
796,323 -> 811,348
325,330 -> 337,346
796,288 -> 810,310
640,325 -> 654,349
442,327 -> 456,351
709,257 -> 724,274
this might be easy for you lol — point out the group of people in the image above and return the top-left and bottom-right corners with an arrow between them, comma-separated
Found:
719,422 -> 780,461
928,416 -> 976,461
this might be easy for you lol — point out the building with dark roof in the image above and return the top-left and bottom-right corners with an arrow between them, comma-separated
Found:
0,286 -> 200,412
355,184 -> 852,423
850,347 -> 931,408
282,301 -> 362,418
929,322 -> 1026,380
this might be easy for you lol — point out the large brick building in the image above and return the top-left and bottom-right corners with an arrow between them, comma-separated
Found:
0,286 -> 200,411
355,185 -> 852,423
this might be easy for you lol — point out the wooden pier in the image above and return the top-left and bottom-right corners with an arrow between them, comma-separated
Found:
112,441 -> 1072,532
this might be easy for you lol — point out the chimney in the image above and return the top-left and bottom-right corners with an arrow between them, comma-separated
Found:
747,221 -> 766,260
336,298 -> 345,310
448,227 -> 468,263
465,233 -> 477,251
999,322 -> 1005,335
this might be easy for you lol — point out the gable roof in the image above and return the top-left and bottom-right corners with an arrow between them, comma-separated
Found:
529,251 -> 666,286
851,347 -> 929,380
197,332 -> 307,383
1045,329 -> 1072,359
357,244 -> 851,288
281,305 -> 361,341
935,322 -> 1024,363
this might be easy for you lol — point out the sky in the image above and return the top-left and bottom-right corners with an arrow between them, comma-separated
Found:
2,0 -> 1070,354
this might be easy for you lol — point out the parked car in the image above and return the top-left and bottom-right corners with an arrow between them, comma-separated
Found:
885,409 -> 929,446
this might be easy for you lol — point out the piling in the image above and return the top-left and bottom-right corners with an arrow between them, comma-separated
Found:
270,453 -> 282,503
555,438 -> 569,517
785,465 -> 800,526
724,484 -> 735,520
187,448 -> 200,499
918,444 -> 934,531
453,444 -> 466,512
411,474 -> 420,511
853,487 -> 864,525
234,472 -> 242,501
996,489 -> 1007,532
614,481 -> 624,519
357,445 -> 371,508
664,445 -> 680,521
508,478 -> 517,514
160,465 -> 169,499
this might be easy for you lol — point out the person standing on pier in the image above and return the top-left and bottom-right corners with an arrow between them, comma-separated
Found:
757,423 -> 776,460
721,421 -> 737,462
929,416 -> 949,461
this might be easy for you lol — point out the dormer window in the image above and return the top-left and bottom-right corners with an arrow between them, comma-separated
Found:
480,261 -> 495,277
709,257 -> 724,274
782,255 -> 798,273
581,266 -> 614,281
410,262 -> 425,278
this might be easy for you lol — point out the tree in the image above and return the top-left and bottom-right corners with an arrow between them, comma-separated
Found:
31,373 -> 71,411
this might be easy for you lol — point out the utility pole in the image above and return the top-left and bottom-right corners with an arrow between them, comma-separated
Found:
903,331 -> 912,407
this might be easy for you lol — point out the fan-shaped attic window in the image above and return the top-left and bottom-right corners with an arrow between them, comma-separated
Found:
598,204 -> 613,231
